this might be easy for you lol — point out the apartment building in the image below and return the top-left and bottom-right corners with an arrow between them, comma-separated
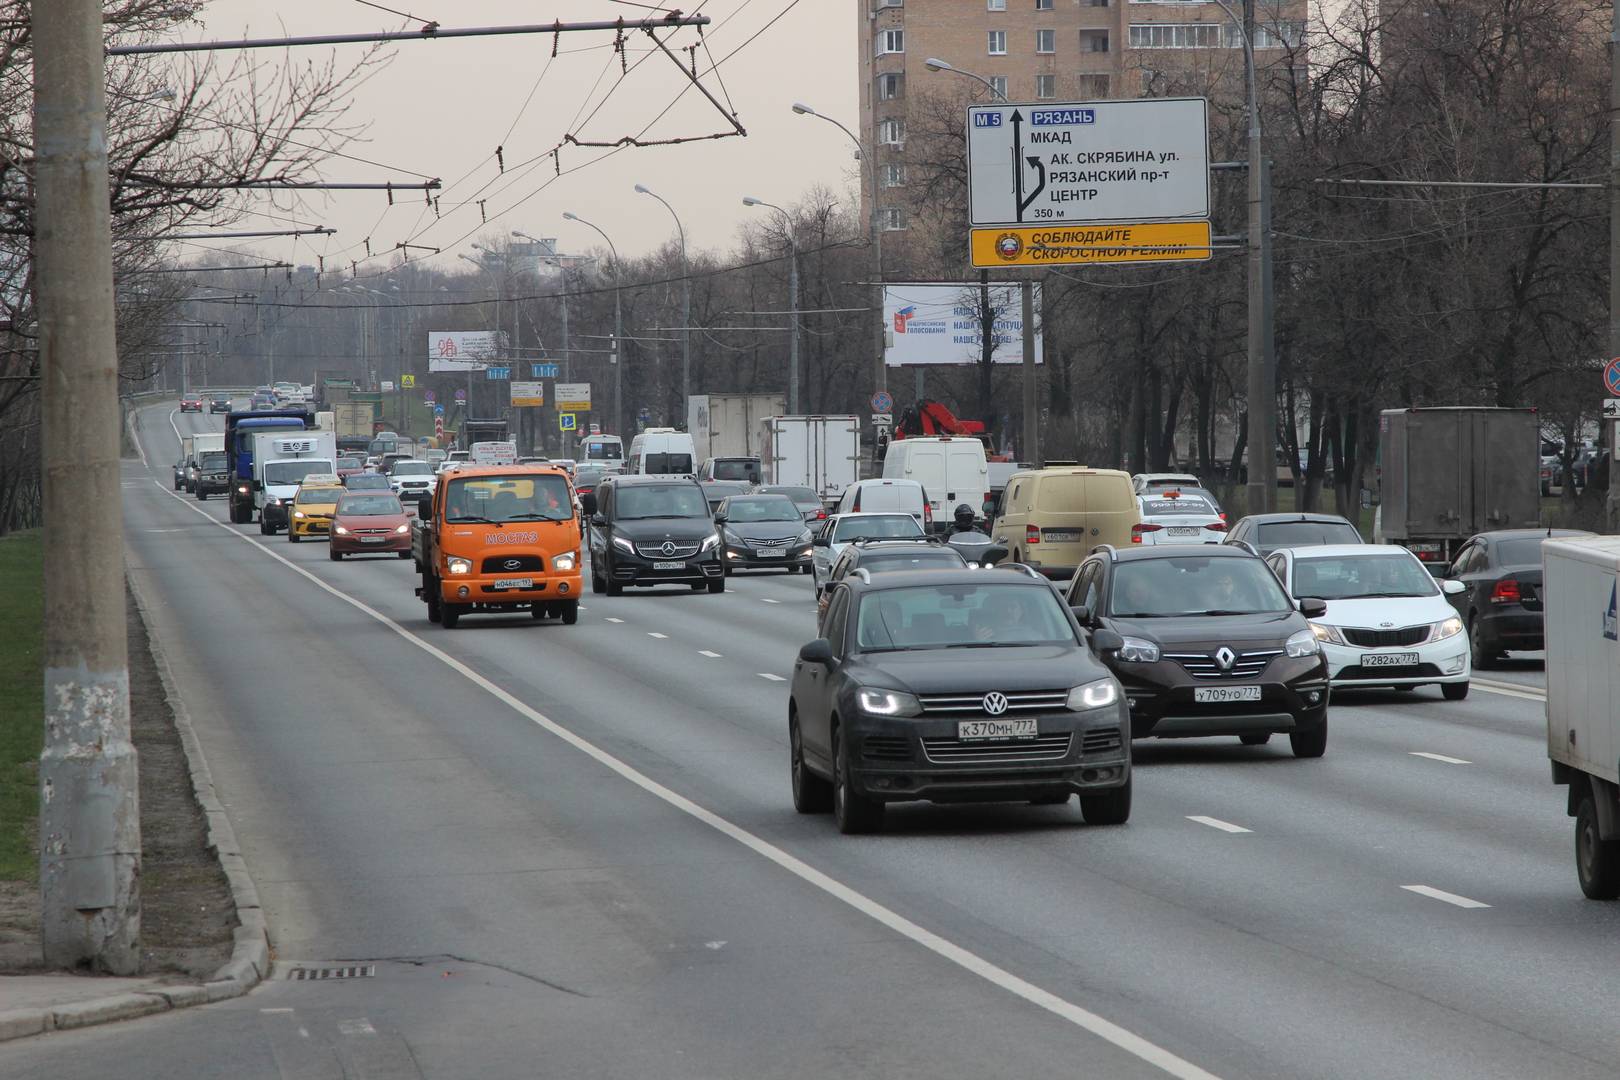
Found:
857,0 -> 1305,237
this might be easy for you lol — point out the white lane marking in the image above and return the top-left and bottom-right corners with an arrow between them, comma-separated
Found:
1409,751 -> 1471,765
1186,816 -> 1251,834
760,598 -> 781,604
131,432 -> 1223,1080
605,617 -> 625,624
698,650 -> 722,658
705,940 -> 727,950
259,1007 -> 294,1013
648,632 -> 668,639
1401,885 -> 1490,909
337,1018 -> 376,1037
1473,678 -> 1545,701
757,673 -> 786,682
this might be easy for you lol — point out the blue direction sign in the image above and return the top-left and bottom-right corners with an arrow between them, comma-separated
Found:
1606,358 -> 1620,396
532,362 -> 561,379
486,366 -> 510,380
870,390 -> 894,413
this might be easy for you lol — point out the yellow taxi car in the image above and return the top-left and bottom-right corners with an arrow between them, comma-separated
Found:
288,474 -> 344,543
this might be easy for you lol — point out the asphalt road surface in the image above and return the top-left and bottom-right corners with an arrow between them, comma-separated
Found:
9,403 -> 1607,1080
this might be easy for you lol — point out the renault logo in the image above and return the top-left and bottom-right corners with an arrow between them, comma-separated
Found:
661,541 -> 677,556
982,692 -> 1009,716
503,559 -> 522,570
1214,647 -> 1236,670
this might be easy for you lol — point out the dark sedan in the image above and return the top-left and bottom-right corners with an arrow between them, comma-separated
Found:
789,570 -> 1131,834
755,484 -> 826,524
1439,529 -> 1592,667
700,479 -> 752,514
209,396 -> 232,414
715,494 -> 815,574
1225,512 -> 1362,556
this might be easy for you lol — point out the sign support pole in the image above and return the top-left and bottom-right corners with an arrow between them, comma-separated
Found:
1609,0 -> 1620,532
1021,278 -> 1039,465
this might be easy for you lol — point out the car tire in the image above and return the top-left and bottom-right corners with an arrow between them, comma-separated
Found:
329,548 -> 342,561
606,579 -> 623,597
258,516 -> 269,535
590,562 -> 606,594
288,530 -> 300,543
1469,615 -> 1498,670
1441,681 -> 1470,701
424,575 -> 442,624
1079,775 -> 1131,825
1289,717 -> 1328,758
196,491 -> 206,501
708,577 -> 725,594
397,550 -> 410,559
1576,792 -> 1620,900
790,713 -> 833,814
1239,733 -> 1271,746
832,727 -> 883,835
722,565 -> 732,577
532,605 -> 549,621
560,600 -> 579,626
441,603 -> 462,629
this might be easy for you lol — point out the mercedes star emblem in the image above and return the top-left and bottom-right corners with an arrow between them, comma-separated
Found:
1215,647 -> 1236,670
661,541 -> 677,556
982,692 -> 1009,716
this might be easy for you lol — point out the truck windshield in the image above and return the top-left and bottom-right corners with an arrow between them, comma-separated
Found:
444,474 -> 573,523
615,485 -> 709,520
264,460 -> 335,487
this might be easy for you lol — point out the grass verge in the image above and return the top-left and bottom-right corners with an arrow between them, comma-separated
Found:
0,529 -> 43,882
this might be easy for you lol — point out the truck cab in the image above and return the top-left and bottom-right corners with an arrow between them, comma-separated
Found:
252,430 -> 337,535
412,465 -> 583,629
224,410 -> 313,523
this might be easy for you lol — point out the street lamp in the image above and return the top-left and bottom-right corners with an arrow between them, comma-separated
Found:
562,211 -> 625,436
792,101 -> 885,396
635,183 -> 691,408
922,57 -> 1008,102
743,196 -> 800,414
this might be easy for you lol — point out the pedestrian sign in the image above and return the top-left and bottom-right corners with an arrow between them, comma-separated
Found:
401,374 -> 416,389
559,412 -> 577,432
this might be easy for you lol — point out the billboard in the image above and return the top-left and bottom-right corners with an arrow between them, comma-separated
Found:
427,330 -> 505,373
883,284 -> 1042,367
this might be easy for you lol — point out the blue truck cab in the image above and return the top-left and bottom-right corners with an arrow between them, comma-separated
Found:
224,409 -> 314,524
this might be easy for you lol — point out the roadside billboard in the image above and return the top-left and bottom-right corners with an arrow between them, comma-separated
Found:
427,330 -> 505,373
882,284 -> 1042,367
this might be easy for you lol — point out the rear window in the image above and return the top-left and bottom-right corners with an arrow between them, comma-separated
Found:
645,453 -> 693,474
1256,520 -> 1361,551
834,515 -> 923,542
711,459 -> 759,481
1142,495 -> 1216,516
861,551 -> 966,574
1493,538 -> 1544,566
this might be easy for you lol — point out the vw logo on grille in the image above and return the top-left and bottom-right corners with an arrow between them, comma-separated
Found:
982,692 -> 1009,716
503,559 -> 522,570
661,541 -> 677,556
1214,647 -> 1236,670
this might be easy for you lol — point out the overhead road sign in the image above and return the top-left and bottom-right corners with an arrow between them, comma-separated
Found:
532,362 -> 560,379
970,221 -> 1213,268
485,366 -> 511,380
511,381 -> 545,407
966,98 -> 1210,227
555,382 -> 591,411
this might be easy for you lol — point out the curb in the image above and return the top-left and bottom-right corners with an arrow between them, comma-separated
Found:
0,563 -> 273,1045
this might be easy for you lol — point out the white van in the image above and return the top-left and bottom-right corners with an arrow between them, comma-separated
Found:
580,434 -> 624,464
882,436 -> 989,529
627,428 -> 698,477
835,478 -> 930,530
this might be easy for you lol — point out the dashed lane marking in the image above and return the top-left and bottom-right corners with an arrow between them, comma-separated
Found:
698,650 -> 722,658
761,598 -> 781,604
1401,885 -> 1490,910
758,673 -> 786,682
605,617 -> 625,624
1186,816 -> 1251,834
1409,751 -> 1471,765
648,632 -> 668,639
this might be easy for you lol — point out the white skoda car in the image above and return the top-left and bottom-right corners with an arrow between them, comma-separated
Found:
1265,544 -> 1472,700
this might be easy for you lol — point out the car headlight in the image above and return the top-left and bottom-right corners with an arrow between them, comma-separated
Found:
1067,679 -> 1120,710
1286,628 -> 1322,658
700,533 -> 720,552
856,688 -> 922,717
611,535 -> 636,555
553,552 -> 577,572
1310,622 -> 1345,646
1118,636 -> 1160,663
333,525 -> 349,536
447,556 -> 472,575
394,523 -> 410,535
1431,615 -> 1463,641
293,510 -> 306,519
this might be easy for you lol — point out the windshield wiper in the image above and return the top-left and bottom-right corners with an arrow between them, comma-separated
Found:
1349,592 -> 1424,599
1192,609 -> 1267,616
446,515 -> 498,524
501,514 -> 571,523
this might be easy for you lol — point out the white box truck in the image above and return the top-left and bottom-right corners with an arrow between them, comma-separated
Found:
1544,534 -> 1620,898
759,415 -> 860,504
251,430 -> 336,535
688,393 -> 784,461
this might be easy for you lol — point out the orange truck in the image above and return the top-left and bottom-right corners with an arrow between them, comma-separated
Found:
411,464 -> 583,629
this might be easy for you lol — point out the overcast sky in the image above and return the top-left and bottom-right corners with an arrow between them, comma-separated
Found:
184,1 -> 857,275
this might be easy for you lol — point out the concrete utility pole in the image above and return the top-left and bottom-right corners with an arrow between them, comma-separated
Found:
1022,278 -> 1039,466
34,0 -> 141,973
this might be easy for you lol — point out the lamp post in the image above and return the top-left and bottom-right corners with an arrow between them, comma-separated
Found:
635,183 -> 690,408
920,61 -> 1042,466
792,101 -> 886,397
743,196 -> 800,414
1209,0 -> 1275,513
563,211 -> 624,437
458,253 -> 499,417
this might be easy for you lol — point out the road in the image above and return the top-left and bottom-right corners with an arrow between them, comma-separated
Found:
8,402 -> 1609,1080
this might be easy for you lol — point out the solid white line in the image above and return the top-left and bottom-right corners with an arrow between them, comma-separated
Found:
1409,751 -> 1471,766
648,632 -> 668,639
1400,885 -> 1490,909
604,617 -> 624,624
129,413 -> 1223,1080
698,650 -> 722,658
1186,816 -> 1251,834
757,673 -> 786,682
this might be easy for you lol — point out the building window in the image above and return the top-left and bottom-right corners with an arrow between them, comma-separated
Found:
988,0 -> 1007,8
881,207 -> 906,231
1035,74 -> 1056,98
1128,23 -> 1220,47
1078,74 -> 1109,97
1089,0 -> 1109,7
1036,0 -> 1053,8
876,72 -> 905,101
876,28 -> 904,55
988,30 -> 1007,54
989,75 -> 1009,99
1240,20 -> 1304,47
1036,28 -> 1056,52
878,117 -> 905,145
1082,28 -> 1110,51
883,163 -> 907,187
874,0 -> 902,6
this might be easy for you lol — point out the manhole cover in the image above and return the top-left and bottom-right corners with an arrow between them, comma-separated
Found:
288,965 -> 376,981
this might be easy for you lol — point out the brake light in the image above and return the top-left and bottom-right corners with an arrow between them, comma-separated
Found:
1206,520 -> 1228,532
1131,523 -> 1164,543
924,502 -> 932,526
816,508 -> 827,519
1220,511 -> 1228,522
1026,524 -> 1041,545
852,490 -> 861,512
1491,579 -> 1521,604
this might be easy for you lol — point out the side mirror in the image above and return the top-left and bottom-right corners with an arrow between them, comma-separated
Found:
812,535 -> 830,548
1441,578 -> 1466,596
712,512 -> 727,525
1090,628 -> 1124,653
416,494 -> 433,517
590,512 -> 607,527
798,638 -> 835,667
982,543 -> 1009,566
1069,603 -> 1092,625
1298,597 -> 1328,618
579,492 -> 597,516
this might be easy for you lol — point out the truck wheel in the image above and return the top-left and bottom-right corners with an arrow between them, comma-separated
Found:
1441,681 -> 1469,701
425,575 -> 442,624
707,576 -> 726,594
1289,717 -> 1328,758
1468,615 -> 1497,670
441,604 -> 462,629
559,600 -> 579,626
1079,775 -> 1132,825
1577,793 -> 1620,900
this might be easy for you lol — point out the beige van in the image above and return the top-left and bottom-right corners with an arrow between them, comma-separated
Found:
991,467 -> 1141,580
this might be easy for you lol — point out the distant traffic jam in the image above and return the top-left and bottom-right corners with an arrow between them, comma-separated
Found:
171,395 -> 1615,894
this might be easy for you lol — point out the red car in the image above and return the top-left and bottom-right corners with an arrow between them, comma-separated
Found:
179,395 -> 204,413
328,491 -> 412,561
